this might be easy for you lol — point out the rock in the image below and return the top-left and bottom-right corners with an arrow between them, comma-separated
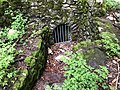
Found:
98,27 -> 103,32
112,60 -> 117,64
106,15 -> 115,21
86,48 -> 107,69
115,12 -> 120,17
55,55 -> 64,61
96,0 -> 103,4
63,4 -> 69,7
55,55 -> 69,61
8,29 -> 18,36
48,48 -> 53,54
59,49 -> 65,52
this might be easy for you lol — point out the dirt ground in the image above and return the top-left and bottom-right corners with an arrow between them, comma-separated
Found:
34,41 -> 120,90
34,42 -> 77,90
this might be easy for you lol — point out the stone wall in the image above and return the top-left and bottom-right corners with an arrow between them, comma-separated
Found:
12,27 -> 49,90
0,0 -> 100,89
24,0 -> 99,41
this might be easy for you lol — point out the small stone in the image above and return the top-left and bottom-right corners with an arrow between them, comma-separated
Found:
96,0 -> 103,4
106,15 -> 114,21
112,78 -> 117,84
55,55 -> 69,61
22,73 -> 27,76
117,59 -> 120,62
8,29 -> 18,36
108,73 -> 113,78
115,12 -> 120,17
50,23 -> 55,27
98,27 -> 103,32
55,55 -> 64,61
59,49 -> 65,52
48,48 -> 53,54
63,4 -> 69,7
112,60 -> 117,64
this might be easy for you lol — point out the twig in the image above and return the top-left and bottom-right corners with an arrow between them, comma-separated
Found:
116,62 -> 119,90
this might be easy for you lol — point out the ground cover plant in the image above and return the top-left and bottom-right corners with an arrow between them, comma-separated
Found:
45,52 -> 109,90
104,0 -> 120,10
100,32 -> 120,58
0,8 -> 27,89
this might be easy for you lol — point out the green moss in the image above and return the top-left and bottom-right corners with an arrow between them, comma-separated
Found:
24,56 -> 32,64
37,38 -> 42,47
13,69 -> 28,90
19,28 -> 48,90
73,40 -> 94,51
24,56 -> 36,67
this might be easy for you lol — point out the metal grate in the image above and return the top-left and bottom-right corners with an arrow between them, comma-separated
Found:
53,24 -> 71,43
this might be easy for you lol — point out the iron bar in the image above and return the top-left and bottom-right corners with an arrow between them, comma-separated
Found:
53,24 -> 71,43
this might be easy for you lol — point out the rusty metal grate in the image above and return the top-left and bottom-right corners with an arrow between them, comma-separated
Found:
53,24 -> 71,43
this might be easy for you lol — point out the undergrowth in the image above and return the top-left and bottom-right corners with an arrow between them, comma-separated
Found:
45,52 -> 109,90
0,9 -> 27,88
100,32 -> 120,58
45,31 -> 120,90
104,0 -> 120,10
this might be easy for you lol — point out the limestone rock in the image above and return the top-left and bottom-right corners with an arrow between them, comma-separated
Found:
55,55 -> 69,61
48,48 -> 53,54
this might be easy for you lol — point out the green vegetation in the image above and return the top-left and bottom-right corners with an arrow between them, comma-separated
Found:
0,0 -> 120,90
46,31 -> 120,90
62,52 -> 108,90
45,52 -> 109,90
0,0 -> 7,4
74,31 -> 120,58
0,9 -> 27,88
104,0 -> 120,10
100,32 -> 120,58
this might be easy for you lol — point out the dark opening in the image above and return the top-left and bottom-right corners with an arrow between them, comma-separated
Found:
53,24 -> 71,43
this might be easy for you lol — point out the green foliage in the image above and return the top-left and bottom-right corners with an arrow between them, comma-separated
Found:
73,40 -> 94,51
0,9 -> 27,89
73,31 -> 120,58
104,0 -> 120,10
0,0 -> 25,28
61,52 -> 108,90
46,52 -> 109,90
7,11 -> 27,40
0,43 -> 17,86
0,0 -> 7,4
1,9 -> 27,41
100,32 -> 120,58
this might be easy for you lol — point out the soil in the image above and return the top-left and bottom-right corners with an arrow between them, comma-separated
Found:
34,42 -> 77,90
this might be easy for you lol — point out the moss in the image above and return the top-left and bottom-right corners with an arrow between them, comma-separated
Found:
24,56 -> 36,67
19,27 -> 48,90
24,56 -> 32,65
73,40 -> 94,51
13,69 -> 28,90
37,38 -> 42,48
11,26 -> 49,90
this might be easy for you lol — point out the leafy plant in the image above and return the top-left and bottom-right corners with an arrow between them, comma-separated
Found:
0,43 -> 17,87
62,52 -> 108,90
6,10 -> 27,40
46,52 -> 109,90
0,9 -> 28,89
100,32 -> 120,58
0,0 -> 7,4
104,0 -> 120,10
